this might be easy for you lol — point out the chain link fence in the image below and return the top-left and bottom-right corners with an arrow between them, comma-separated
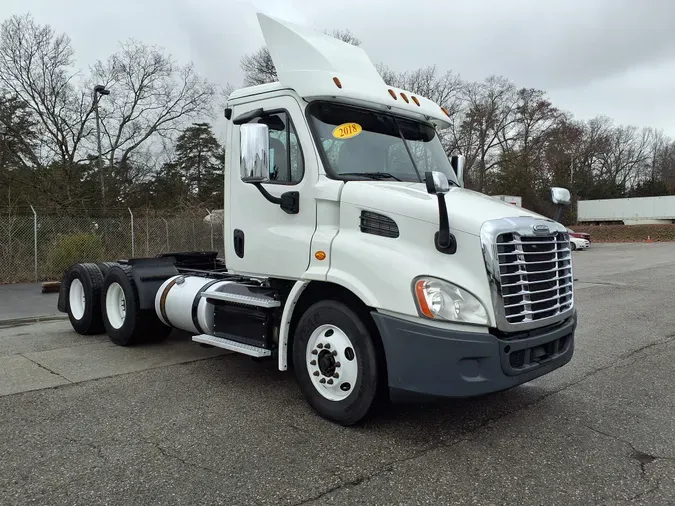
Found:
0,205 -> 224,284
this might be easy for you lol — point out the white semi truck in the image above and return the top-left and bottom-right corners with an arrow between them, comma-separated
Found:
57,14 -> 577,425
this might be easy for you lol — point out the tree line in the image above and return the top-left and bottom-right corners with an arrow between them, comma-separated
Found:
1,13 -> 674,221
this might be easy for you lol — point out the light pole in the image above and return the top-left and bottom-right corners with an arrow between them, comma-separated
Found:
0,130 -> 8,173
93,84 -> 110,208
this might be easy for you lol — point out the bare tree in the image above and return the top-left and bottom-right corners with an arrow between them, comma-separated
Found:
378,64 -> 461,107
0,14 -> 96,168
599,124 -> 651,191
450,77 -> 518,191
90,40 -> 216,187
240,28 -> 361,86
240,46 -> 278,86
325,29 -> 361,46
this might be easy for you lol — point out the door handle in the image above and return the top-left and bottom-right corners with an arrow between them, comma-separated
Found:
233,229 -> 245,258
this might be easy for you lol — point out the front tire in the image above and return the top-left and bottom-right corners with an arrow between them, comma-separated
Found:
293,300 -> 380,426
571,242 -> 577,251
64,263 -> 105,335
101,265 -> 171,346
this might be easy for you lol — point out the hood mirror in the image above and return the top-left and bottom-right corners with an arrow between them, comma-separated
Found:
550,186 -> 571,223
424,171 -> 450,194
550,187 -> 571,206
424,171 -> 456,255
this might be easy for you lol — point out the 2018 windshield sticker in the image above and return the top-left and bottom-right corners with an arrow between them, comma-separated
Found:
332,123 -> 362,139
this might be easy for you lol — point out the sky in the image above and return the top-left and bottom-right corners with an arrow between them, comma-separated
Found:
2,0 -> 675,137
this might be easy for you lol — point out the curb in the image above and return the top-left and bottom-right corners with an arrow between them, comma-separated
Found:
0,314 -> 68,329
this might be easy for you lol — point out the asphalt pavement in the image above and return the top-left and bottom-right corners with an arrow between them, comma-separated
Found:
0,243 -> 674,505
0,283 -> 60,322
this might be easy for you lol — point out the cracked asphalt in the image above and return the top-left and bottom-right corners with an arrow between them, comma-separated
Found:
1,243 -> 674,505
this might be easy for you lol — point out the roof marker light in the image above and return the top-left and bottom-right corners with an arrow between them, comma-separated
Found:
388,89 -> 397,100
441,106 -> 450,117
400,92 -> 409,103
411,96 -> 420,106
333,77 -> 342,89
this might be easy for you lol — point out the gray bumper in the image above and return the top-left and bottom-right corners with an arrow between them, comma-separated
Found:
371,311 -> 576,402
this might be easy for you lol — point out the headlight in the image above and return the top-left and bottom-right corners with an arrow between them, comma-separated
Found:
412,277 -> 489,326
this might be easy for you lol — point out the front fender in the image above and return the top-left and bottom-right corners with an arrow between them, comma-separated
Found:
325,205 -> 496,325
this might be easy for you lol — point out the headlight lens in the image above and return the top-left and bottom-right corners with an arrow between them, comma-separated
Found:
413,277 -> 489,325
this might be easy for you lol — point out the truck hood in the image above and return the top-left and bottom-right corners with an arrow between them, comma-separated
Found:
339,181 -> 551,236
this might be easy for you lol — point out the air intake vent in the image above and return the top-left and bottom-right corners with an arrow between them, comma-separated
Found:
359,211 -> 399,238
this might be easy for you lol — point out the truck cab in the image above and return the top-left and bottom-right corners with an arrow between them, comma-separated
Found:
58,13 -> 576,425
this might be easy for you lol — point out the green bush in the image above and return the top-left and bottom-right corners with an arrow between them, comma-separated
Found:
46,232 -> 106,277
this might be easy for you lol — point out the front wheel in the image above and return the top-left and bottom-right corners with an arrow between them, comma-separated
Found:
293,300 -> 381,426
571,242 -> 577,251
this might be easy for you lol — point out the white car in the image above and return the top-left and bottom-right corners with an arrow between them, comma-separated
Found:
570,236 -> 590,251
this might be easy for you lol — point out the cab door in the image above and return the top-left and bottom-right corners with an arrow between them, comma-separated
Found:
225,94 -> 318,279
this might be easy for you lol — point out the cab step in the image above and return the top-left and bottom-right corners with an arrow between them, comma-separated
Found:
192,334 -> 272,357
201,283 -> 280,308
202,290 -> 280,308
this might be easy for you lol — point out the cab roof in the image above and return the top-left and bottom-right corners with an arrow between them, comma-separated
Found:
229,14 -> 452,129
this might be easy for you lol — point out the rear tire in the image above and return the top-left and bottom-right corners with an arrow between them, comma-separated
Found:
101,265 -> 171,346
64,263 -> 105,335
293,300 -> 380,426
97,261 -> 119,278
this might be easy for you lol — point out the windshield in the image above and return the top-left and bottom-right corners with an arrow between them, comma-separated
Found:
306,101 -> 459,185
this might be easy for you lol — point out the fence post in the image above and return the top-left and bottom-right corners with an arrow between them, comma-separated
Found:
30,204 -> 37,281
128,207 -> 135,257
162,217 -> 169,251
192,219 -> 196,250
206,209 -> 214,251
145,208 -> 149,256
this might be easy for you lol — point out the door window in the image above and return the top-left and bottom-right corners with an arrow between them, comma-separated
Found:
251,112 -> 305,184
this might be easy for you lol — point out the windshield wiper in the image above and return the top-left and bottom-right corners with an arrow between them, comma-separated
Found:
340,172 -> 402,181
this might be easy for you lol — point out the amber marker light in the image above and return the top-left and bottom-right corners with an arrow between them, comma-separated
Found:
315,251 -> 327,261
414,279 -> 433,318
333,77 -> 342,88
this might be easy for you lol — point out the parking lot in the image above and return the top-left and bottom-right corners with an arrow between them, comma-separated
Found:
1,243 -> 674,505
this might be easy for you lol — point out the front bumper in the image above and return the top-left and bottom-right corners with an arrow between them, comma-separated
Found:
371,311 -> 576,402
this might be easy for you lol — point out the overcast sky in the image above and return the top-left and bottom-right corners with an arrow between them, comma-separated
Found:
2,0 -> 675,136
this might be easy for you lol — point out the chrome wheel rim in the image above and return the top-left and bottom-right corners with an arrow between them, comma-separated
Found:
306,324 -> 358,401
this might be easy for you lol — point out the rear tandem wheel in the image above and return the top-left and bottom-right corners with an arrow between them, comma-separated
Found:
101,265 -> 172,346
63,263 -> 106,335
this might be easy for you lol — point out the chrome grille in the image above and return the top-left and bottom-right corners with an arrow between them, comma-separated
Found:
481,217 -> 575,332
497,232 -> 573,324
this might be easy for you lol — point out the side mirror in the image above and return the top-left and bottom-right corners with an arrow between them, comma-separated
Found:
238,122 -> 299,215
424,171 -> 450,195
550,187 -> 571,206
450,154 -> 465,188
240,123 -> 270,183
